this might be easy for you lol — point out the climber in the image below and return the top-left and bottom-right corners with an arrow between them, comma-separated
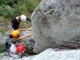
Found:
10,30 -> 32,58
5,27 -> 32,52
5,27 -> 36,58
11,28 -> 36,54
11,14 -> 31,30
5,29 -> 32,58
9,42 -> 25,59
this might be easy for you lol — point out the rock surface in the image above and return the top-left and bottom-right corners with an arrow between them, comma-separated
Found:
31,0 -> 80,53
1,48 -> 80,60
32,48 -> 80,60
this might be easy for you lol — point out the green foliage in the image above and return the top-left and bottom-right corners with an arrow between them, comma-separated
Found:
0,0 -> 22,18
25,0 -> 38,13
0,0 -> 41,18
0,5 -> 21,18
0,0 -> 17,6
0,44 -> 6,53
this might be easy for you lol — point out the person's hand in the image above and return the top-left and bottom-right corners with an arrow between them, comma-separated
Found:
22,51 -> 25,53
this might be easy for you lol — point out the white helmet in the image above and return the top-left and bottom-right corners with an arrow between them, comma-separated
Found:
20,15 -> 27,21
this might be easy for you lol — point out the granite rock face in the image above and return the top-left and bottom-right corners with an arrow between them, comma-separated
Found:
32,48 -> 80,60
31,0 -> 80,53
1,49 -> 80,60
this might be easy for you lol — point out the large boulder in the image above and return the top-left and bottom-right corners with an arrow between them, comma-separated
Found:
31,0 -> 80,53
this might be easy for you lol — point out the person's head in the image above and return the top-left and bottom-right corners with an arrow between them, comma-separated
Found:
15,15 -> 27,23
11,30 -> 20,38
20,15 -> 27,21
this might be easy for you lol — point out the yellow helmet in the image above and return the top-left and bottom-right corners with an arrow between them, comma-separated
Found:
11,30 -> 20,38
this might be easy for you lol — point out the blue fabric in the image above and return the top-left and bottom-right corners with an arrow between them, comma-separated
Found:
30,38 -> 35,44
7,49 -> 10,53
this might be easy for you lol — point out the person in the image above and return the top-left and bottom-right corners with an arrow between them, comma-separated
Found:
5,27 -> 32,52
11,14 -> 31,30
5,29 -> 32,58
9,42 -> 25,59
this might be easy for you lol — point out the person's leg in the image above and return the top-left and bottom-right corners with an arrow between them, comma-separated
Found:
5,42 -> 11,56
